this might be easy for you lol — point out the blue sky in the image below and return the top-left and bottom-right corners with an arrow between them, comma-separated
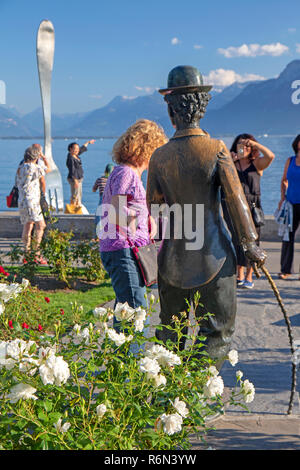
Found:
1,0 -> 300,114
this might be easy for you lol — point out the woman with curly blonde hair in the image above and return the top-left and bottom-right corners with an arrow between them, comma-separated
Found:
99,119 -> 168,319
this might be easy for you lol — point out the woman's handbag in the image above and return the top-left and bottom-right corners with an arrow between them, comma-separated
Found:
130,240 -> 158,287
40,192 -> 50,218
117,220 -> 158,287
251,202 -> 265,227
6,186 -> 19,208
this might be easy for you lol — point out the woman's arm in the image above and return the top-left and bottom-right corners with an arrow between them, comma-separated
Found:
250,141 -> 275,172
92,178 -> 100,192
83,139 -> 95,147
40,153 -> 51,173
79,139 -> 96,156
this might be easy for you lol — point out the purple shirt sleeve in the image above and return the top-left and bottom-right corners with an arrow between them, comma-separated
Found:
110,167 -> 136,197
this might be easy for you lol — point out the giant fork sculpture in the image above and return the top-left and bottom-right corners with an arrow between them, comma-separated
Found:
36,19 -> 64,213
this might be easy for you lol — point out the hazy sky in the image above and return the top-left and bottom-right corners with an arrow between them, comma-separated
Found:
1,0 -> 300,114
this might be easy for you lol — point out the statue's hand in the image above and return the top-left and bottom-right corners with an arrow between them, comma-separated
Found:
244,241 -> 267,268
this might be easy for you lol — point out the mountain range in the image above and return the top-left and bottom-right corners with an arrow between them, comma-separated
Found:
0,60 -> 299,138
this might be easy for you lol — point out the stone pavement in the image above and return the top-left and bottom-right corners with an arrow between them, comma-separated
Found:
1,238 -> 300,450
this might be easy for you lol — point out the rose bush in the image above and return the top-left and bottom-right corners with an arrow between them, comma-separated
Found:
0,280 -> 255,450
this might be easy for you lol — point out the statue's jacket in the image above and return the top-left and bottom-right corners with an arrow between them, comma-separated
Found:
146,128 -> 258,289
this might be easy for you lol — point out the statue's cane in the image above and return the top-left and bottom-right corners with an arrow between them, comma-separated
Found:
252,262 -> 297,415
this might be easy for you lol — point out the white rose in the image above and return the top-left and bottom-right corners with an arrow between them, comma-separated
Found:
0,340 -> 6,361
73,324 -> 81,335
146,372 -> 167,388
54,418 -> 71,433
7,383 -> 38,404
71,324 -> 92,345
145,345 -> 181,367
106,328 -> 127,347
0,341 -> 15,370
203,375 -> 224,398
241,379 -> 255,403
81,327 -> 90,345
93,307 -> 113,321
0,302 -> 4,315
134,307 -> 147,332
236,370 -> 243,380
52,356 -> 70,385
39,362 -> 54,385
6,339 -> 26,361
39,355 -> 70,386
208,365 -> 219,377
172,397 -> 189,418
159,413 -> 183,436
153,373 -> 167,388
0,283 -> 22,303
96,403 -> 107,418
6,339 -> 37,362
228,349 -> 238,366
138,357 -> 161,376
114,302 -> 135,321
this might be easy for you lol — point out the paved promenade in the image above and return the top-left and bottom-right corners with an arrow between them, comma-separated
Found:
1,238 -> 299,449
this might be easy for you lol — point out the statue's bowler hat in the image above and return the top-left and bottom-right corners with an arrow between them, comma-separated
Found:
159,65 -> 212,95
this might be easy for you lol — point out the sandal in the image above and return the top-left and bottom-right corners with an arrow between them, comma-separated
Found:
278,273 -> 291,280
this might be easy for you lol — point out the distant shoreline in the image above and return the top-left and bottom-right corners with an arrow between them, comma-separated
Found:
0,134 -> 297,140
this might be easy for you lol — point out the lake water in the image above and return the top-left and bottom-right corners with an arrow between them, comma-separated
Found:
0,135 -> 296,216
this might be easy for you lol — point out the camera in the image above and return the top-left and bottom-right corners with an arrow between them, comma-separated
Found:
237,145 -> 244,157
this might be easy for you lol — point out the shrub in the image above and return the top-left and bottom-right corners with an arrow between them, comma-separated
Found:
40,229 -> 74,286
72,240 -> 106,282
0,280 -> 255,450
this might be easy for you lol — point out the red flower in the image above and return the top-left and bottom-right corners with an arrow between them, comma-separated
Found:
44,297 -> 50,303
0,266 -> 9,276
38,324 -> 43,331
8,320 -> 13,329
22,322 -> 29,329
60,308 -> 65,315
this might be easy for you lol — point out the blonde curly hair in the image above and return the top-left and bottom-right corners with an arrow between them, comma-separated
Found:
112,119 -> 168,167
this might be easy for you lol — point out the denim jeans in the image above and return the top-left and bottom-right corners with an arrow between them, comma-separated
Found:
101,248 -> 149,354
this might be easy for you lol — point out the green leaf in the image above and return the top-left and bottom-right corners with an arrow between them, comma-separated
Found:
38,410 -> 48,422
43,399 -> 53,412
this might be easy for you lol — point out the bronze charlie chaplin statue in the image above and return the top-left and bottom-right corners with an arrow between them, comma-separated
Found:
146,65 -> 266,369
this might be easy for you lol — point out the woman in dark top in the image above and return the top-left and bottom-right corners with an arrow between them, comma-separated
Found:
223,134 -> 275,288
66,139 -> 95,206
